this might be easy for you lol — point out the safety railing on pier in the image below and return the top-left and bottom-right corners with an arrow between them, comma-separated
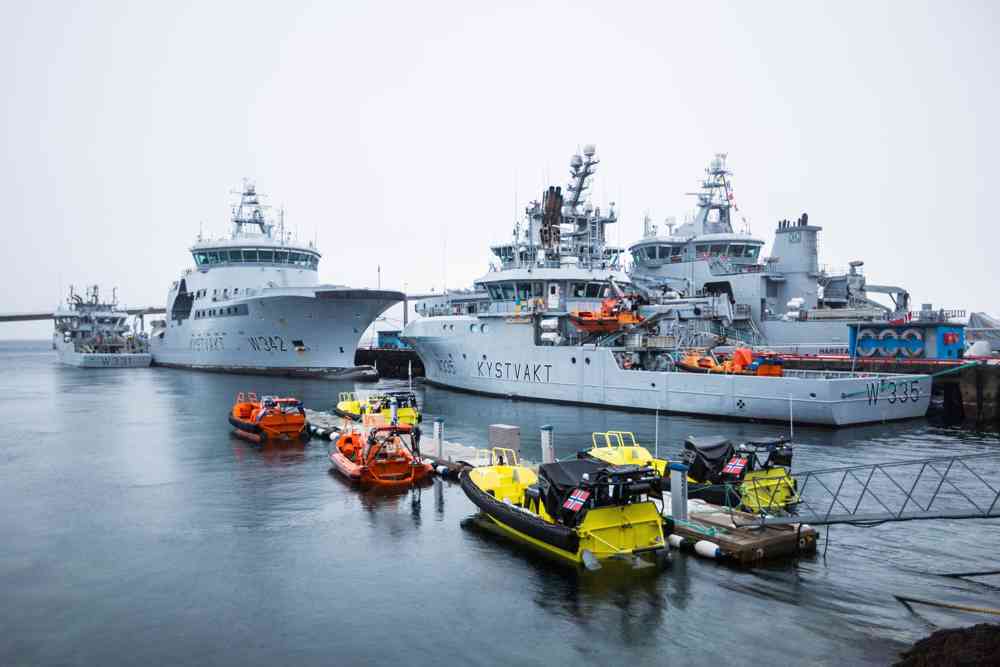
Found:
720,452 -> 1000,528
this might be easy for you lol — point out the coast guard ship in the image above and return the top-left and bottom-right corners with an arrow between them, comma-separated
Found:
402,147 -> 930,426
150,182 -> 403,377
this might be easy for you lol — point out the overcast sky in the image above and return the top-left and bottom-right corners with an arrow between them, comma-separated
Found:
1,0 -> 996,339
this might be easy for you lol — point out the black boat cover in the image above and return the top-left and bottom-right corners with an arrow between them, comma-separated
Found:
683,435 -> 735,483
684,435 -> 733,459
538,458 -> 608,492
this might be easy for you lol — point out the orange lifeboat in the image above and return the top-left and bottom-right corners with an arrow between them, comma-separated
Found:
329,424 -> 433,488
229,392 -> 310,444
569,298 -> 644,334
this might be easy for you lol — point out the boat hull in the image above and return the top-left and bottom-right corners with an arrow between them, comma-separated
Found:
403,316 -> 932,427
54,339 -> 151,368
152,289 -> 401,376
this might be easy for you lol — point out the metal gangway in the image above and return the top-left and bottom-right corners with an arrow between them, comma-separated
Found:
730,451 -> 1000,528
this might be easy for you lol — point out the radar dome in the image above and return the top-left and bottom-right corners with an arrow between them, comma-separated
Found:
582,144 -> 596,157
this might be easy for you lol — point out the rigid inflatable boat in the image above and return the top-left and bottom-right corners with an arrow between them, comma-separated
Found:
335,391 -> 422,426
582,431 -> 798,513
459,449 -> 669,569
229,392 -> 310,444
329,424 -> 432,488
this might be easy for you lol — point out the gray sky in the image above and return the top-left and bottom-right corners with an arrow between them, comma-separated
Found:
2,0 -> 996,339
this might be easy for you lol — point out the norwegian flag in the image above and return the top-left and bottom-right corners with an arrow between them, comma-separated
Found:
562,488 -> 591,512
723,456 -> 747,475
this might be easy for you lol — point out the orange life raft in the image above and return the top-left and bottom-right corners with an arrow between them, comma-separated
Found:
229,392 -> 310,444
329,424 -> 432,488
569,298 -> 644,334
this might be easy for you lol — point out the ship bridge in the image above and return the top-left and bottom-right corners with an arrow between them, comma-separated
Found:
189,241 -> 320,271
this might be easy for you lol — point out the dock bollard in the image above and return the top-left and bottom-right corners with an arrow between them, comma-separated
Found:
540,425 -> 555,463
669,462 -> 689,522
433,418 -> 445,459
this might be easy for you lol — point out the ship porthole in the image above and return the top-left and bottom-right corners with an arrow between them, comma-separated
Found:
482,354 -> 487,360
462,353 -> 466,359
585,358 -> 591,365
571,357 -> 576,364
481,324 -> 488,334
809,392 -> 816,398
651,382 -> 656,388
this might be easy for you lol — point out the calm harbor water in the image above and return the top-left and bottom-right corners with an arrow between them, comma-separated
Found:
2,340 -> 998,666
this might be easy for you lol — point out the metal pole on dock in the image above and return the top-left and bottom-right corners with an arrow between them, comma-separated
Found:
408,360 -> 412,391
654,405 -> 660,460
789,393 -> 794,440
433,417 -> 445,459
540,425 -> 555,463
670,462 -> 689,522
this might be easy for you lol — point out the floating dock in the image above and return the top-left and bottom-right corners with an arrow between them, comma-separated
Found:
664,498 -> 818,565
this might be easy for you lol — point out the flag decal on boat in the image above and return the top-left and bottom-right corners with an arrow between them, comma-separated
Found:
723,456 -> 747,475
563,488 -> 590,512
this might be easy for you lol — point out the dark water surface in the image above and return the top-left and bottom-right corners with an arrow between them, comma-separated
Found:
2,341 -> 998,666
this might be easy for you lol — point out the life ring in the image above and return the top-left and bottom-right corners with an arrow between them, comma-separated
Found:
857,329 -> 878,357
878,329 -> 899,357
899,328 -> 924,358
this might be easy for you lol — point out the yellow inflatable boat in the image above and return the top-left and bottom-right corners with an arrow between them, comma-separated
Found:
460,448 -> 669,569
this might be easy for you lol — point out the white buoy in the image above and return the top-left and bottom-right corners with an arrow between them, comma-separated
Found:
694,540 -> 721,559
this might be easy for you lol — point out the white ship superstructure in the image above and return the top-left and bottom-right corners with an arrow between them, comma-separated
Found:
53,286 -> 152,368
150,182 -> 402,377
403,147 -> 930,426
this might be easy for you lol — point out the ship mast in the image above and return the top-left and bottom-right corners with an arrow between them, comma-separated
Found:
231,180 -> 272,238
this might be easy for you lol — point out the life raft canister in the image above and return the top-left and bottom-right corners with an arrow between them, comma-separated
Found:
899,328 -> 924,358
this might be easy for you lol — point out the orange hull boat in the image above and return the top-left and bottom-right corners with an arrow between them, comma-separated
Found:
329,424 -> 432,488
569,298 -> 643,334
229,392 -> 310,444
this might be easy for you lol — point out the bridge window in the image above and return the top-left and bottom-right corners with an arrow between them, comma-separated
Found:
657,245 -> 671,259
631,250 -> 643,264
696,244 -> 709,255
258,249 -> 274,263
585,283 -> 602,298
243,249 -> 258,262
571,282 -> 587,298
672,246 -> 682,256
745,245 -> 761,260
517,283 -> 532,301
728,245 -> 745,257
275,250 -> 288,264
486,285 -> 501,300
501,283 -> 515,300
644,247 -> 656,260
194,252 -> 208,266
710,244 -> 726,256
228,250 -> 243,263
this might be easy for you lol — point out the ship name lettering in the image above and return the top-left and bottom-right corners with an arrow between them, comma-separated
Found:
248,336 -> 287,353
475,359 -> 552,383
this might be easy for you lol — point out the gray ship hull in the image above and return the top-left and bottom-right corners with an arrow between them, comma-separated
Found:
403,316 -> 931,427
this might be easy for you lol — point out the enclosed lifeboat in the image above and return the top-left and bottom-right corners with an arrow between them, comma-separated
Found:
459,448 -> 669,569
581,431 -> 798,513
334,391 -> 422,426
568,297 -> 643,335
229,392 -> 310,444
329,424 -> 432,487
